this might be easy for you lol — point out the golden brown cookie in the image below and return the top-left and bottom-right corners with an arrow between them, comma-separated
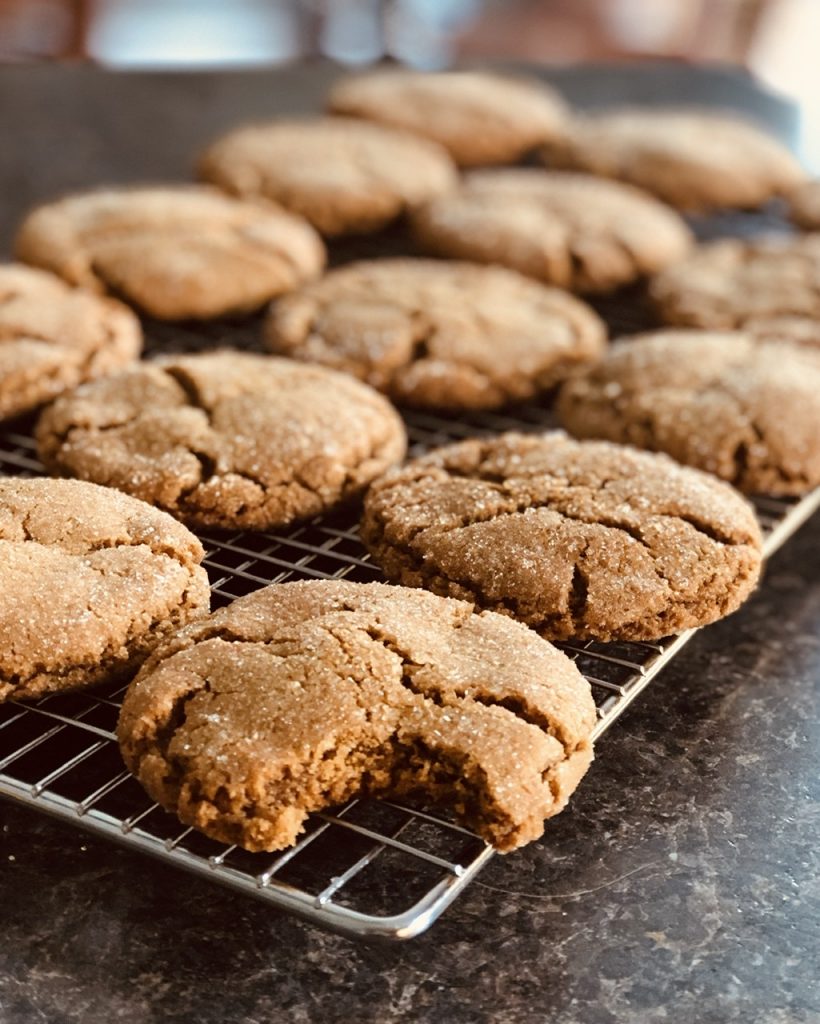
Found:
36,351 -> 407,530
0,263 -> 141,423
788,179 -> 820,230
411,170 -> 692,292
199,117 -> 457,237
543,108 -> 805,211
557,330 -> 820,496
0,477 -> 210,702
362,432 -> 762,643
117,579 -> 596,853
650,234 -> 820,329
744,316 -> 820,350
14,185 -> 325,320
327,69 -> 569,167
265,258 -> 606,409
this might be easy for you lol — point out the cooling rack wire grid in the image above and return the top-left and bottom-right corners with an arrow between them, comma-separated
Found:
1,204 -> 817,940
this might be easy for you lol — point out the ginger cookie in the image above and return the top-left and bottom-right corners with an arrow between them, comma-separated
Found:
327,69 -> 569,167
651,234 -> 820,329
0,263 -> 141,423
542,108 -> 805,211
117,579 -> 596,853
14,185 -> 325,320
557,330 -> 820,496
411,170 -> 692,292
0,477 -> 210,702
36,351 -> 407,530
361,432 -> 762,643
265,258 -> 606,410
788,179 -> 820,230
199,117 -> 457,237
744,316 -> 820,351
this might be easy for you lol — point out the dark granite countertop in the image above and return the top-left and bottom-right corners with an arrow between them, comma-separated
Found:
0,63 -> 817,1024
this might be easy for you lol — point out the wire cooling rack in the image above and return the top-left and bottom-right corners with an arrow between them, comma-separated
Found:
1,405 -> 818,940
0,204 -> 816,941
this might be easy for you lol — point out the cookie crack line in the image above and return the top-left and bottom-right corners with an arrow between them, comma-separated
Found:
370,472 -> 744,549
321,429 -> 407,500
87,257 -> 130,303
730,410 -> 804,491
359,522 -> 542,627
187,449 -> 218,486
162,365 -> 215,426
73,325 -> 120,377
407,308 -> 435,364
5,508 -> 199,568
363,521 -> 664,642
568,544 -> 590,625
173,454 -> 328,517
139,613 -> 578,769
153,677 -> 215,767
566,229 -> 636,288
397,304 -> 535,390
355,619 -> 572,753
362,483 -> 758,642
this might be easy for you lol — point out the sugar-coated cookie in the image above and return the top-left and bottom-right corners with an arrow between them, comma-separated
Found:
36,351 -> 407,530
411,170 -> 692,292
266,258 -> 606,409
328,70 -> 569,167
15,186 -> 325,320
362,432 -> 762,642
0,263 -> 141,422
651,234 -> 820,329
199,117 -> 457,236
543,108 -> 805,211
557,329 -> 820,495
117,579 -> 596,853
0,477 -> 210,701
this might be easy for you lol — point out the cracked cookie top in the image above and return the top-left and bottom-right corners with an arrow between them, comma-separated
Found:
557,330 -> 820,496
117,579 -> 596,853
361,432 -> 763,642
410,170 -> 693,293
651,234 -> 820,329
265,258 -> 606,410
199,117 -> 457,237
36,351 -> 407,530
0,263 -> 141,423
542,108 -> 805,211
327,70 -> 569,167
0,477 -> 210,701
14,185 -> 325,320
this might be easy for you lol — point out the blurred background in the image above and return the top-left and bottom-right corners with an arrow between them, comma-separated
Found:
1,0 -> 818,166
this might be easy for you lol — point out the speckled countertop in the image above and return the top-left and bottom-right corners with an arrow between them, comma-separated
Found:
0,63 -> 817,1024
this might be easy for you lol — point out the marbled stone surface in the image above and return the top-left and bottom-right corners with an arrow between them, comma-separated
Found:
0,64 -> 816,1024
1,517 -> 817,1023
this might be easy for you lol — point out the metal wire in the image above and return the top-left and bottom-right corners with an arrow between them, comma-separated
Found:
1,408 -> 817,940
0,203 -> 816,940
